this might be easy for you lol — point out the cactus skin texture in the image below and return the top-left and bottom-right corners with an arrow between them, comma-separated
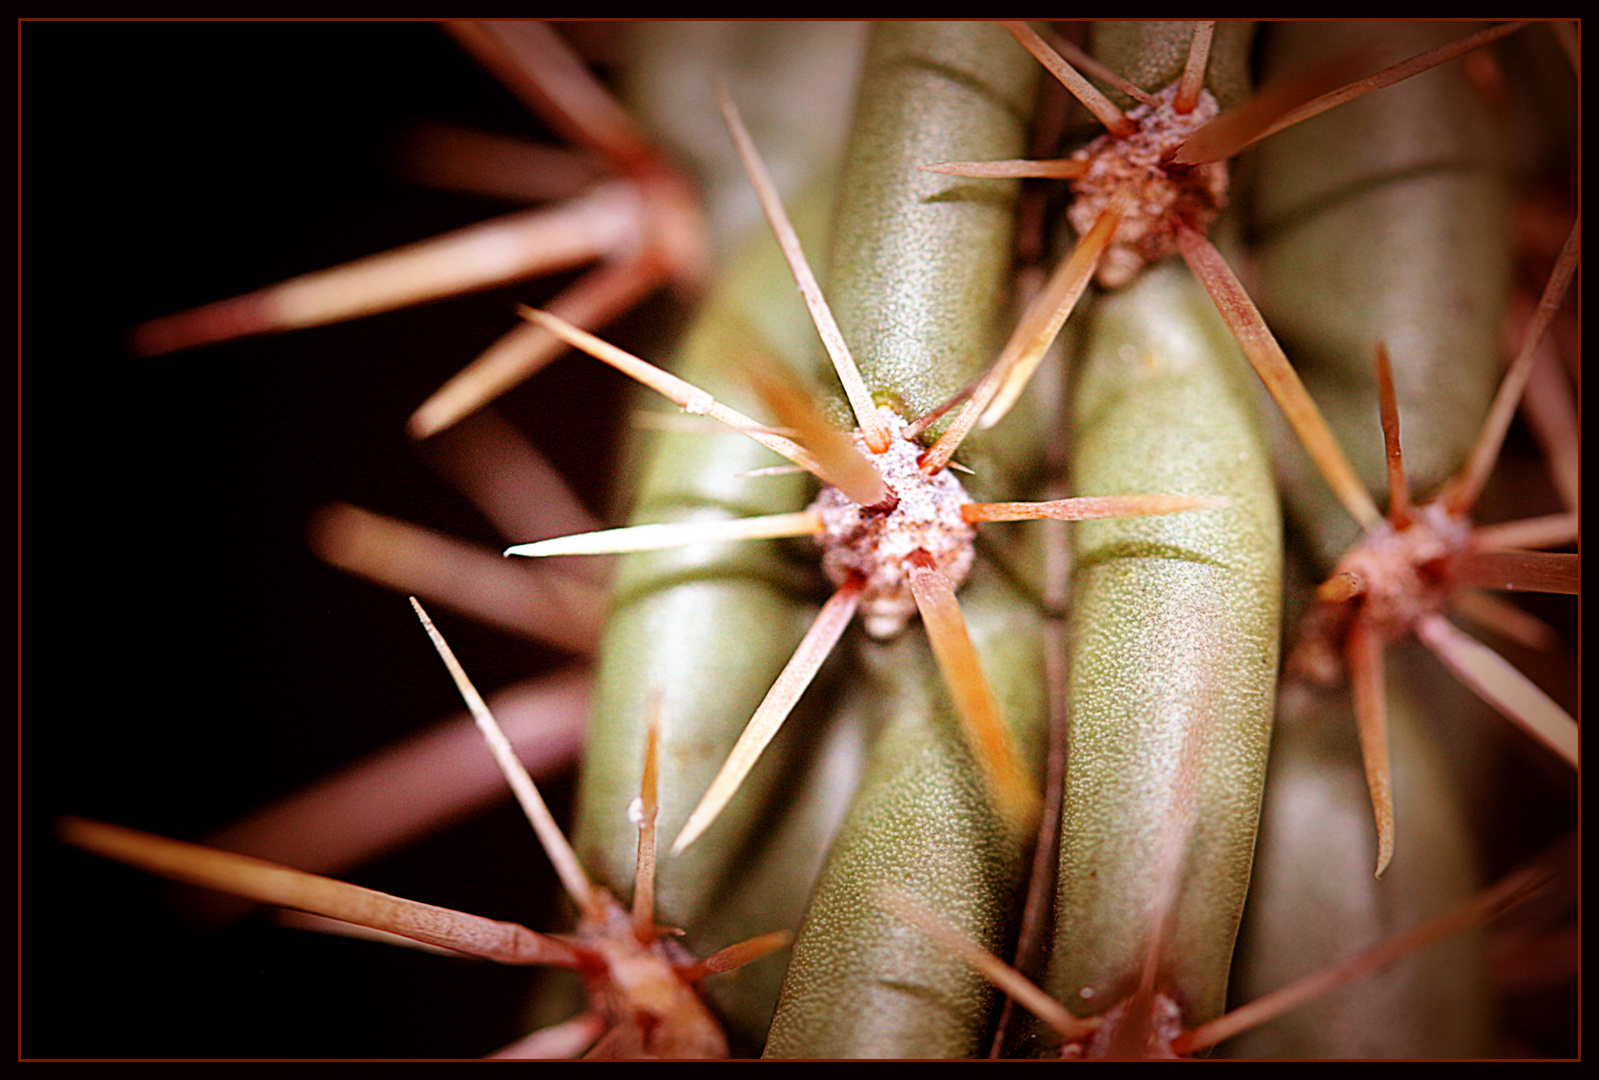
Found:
758,23 -> 1049,1058
1228,21 -> 1573,1058
572,182 -> 857,1054
29,21 -> 1574,1058
1046,259 -> 1281,1043
1252,21 -> 1514,567
1226,680 -> 1493,1058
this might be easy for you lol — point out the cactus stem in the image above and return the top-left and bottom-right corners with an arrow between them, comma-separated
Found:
716,83 -> 892,453
1176,20 -> 1530,165
1003,21 -> 1134,138
670,577 -> 865,856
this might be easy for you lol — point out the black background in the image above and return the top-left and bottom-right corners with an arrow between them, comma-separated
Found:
24,21 -> 639,1058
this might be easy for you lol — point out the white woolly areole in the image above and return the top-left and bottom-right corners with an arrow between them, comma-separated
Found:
1067,83 -> 1228,288
1339,501 -> 1474,643
1290,500 -> 1475,684
808,412 -> 976,640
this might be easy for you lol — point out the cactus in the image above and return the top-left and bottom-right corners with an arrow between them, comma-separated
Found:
29,21 -> 1576,1058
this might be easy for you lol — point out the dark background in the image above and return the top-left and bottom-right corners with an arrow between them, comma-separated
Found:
23,21 -> 640,1058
